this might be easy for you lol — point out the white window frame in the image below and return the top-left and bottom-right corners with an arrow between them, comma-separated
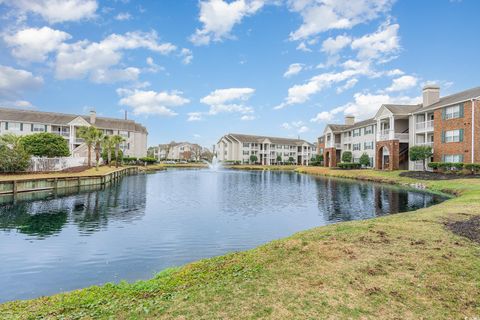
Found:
445,130 -> 460,143
445,105 -> 460,120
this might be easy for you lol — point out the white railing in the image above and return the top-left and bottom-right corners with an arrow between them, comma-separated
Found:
54,131 -> 70,137
394,133 -> 410,141
416,141 -> 434,147
343,137 -> 352,143
27,156 -> 87,172
415,120 -> 434,132
378,129 -> 391,141
334,143 -> 342,149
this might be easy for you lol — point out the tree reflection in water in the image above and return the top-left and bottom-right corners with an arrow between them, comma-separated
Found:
0,175 -> 147,238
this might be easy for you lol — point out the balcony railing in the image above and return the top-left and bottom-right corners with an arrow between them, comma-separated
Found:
54,131 -> 70,138
415,120 -> 434,132
415,141 -> 434,148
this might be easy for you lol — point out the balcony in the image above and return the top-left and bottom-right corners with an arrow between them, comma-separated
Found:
54,131 -> 70,138
377,130 -> 409,143
415,120 -> 434,132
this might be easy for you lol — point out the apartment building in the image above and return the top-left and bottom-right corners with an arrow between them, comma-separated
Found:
151,142 -> 203,161
318,85 -> 480,170
217,133 -> 315,165
0,108 -> 148,158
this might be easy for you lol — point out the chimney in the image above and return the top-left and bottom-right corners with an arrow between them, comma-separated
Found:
125,110 -> 128,120
422,85 -> 440,107
89,110 -> 96,124
345,115 -> 355,126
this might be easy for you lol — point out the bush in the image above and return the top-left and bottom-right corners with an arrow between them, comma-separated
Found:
250,155 -> 258,164
309,154 -> 323,166
21,133 -> 70,157
341,151 -> 352,163
139,157 -> 157,165
123,156 -> 138,164
338,162 -> 361,170
427,162 -> 439,171
0,135 -> 31,173
359,153 -> 371,168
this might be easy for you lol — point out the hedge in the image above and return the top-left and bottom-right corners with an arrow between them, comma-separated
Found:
338,162 -> 361,170
428,162 -> 480,174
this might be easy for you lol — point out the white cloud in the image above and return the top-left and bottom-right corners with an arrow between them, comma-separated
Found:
386,69 -> 404,76
288,0 -> 394,41
145,57 -> 164,73
115,12 -> 132,21
386,75 -> 418,92
275,61 -> 373,109
90,67 -> 140,84
190,0 -> 267,45
282,120 -> 309,133
55,31 -> 176,82
200,87 -> 255,116
187,112 -> 203,121
350,22 -> 400,61
0,65 -> 43,97
240,114 -> 255,121
296,42 -> 312,52
283,63 -> 304,78
311,91 -> 421,122
180,48 -> 193,65
336,78 -> 358,93
117,88 -> 190,116
2,0 -> 98,23
3,27 -> 71,63
321,34 -> 351,55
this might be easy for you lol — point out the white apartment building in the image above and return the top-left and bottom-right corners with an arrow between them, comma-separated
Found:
217,133 -> 314,165
0,108 -> 148,158
151,142 -> 203,161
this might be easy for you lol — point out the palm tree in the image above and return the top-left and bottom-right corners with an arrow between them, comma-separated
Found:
92,129 -> 104,171
77,126 -> 98,167
111,135 -> 125,168
102,135 -> 115,167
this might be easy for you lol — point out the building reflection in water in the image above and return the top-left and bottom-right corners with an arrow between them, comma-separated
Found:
0,175 -> 147,239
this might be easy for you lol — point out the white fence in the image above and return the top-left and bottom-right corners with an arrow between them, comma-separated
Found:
27,157 -> 87,172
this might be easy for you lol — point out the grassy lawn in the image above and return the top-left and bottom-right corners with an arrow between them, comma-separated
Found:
0,166 -> 132,182
1,168 -> 479,319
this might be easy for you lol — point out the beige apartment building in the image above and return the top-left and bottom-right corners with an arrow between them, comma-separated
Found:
217,133 -> 315,165
151,142 -> 203,161
0,108 -> 148,158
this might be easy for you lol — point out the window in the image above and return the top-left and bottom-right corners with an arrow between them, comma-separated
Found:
353,143 -> 361,151
243,150 -> 249,155
364,141 -> 374,150
119,131 -> 129,138
442,129 -> 463,143
443,104 -> 463,120
352,129 -> 361,137
364,126 -> 373,135
243,143 -> 250,147
443,154 -> 464,163
31,124 -> 47,132
6,122 -> 23,131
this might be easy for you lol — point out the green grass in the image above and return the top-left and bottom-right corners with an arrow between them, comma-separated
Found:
1,168 -> 480,319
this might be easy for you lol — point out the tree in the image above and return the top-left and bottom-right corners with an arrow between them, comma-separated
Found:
92,130 -> 104,171
111,135 -> 125,168
341,151 -> 353,163
276,155 -> 282,164
101,135 -> 115,167
21,133 -> 70,157
409,145 -> 433,171
249,154 -> 258,164
77,126 -> 100,167
0,134 -> 31,173
359,153 -> 371,168
182,150 -> 193,161
288,156 -> 295,164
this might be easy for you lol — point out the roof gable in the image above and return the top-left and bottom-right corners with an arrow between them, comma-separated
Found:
68,116 -> 91,126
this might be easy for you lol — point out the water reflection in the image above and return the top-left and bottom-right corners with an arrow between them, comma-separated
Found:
0,175 -> 146,238
0,170 -> 447,302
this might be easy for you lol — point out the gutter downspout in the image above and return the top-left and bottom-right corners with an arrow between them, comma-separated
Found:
472,97 -> 480,163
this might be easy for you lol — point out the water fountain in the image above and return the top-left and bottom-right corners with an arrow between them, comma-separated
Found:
208,155 -> 221,171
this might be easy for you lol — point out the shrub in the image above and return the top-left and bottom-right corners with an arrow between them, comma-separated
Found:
338,162 -> 361,170
359,153 -> 371,168
309,154 -> 323,166
427,162 -> 439,171
0,134 -> 31,173
249,155 -> 258,164
102,149 -> 123,164
123,156 -> 138,164
139,157 -> 157,164
21,133 -> 70,157
452,163 -> 464,171
341,151 -> 352,163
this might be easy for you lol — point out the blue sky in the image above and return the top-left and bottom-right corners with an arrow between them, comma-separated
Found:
0,0 -> 479,148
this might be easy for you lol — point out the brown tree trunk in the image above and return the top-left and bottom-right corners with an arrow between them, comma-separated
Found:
115,145 -> 119,168
87,145 -> 92,167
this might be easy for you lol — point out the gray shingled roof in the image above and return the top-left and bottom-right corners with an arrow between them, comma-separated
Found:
226,133 -> 312,146
347,118 -> 376,130
0,107 -> 147,133
383,104 -> 422,115
415,86 -> 480,113
326,124 -> 350,132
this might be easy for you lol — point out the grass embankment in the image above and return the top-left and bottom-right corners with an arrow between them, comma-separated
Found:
0,166 -> 132,182
1,168 -> 480,319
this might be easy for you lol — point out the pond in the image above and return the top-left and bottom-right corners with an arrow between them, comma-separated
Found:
0,169 -> 447,302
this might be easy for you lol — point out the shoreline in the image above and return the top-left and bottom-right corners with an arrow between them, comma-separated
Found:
1,168 -> 479,319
